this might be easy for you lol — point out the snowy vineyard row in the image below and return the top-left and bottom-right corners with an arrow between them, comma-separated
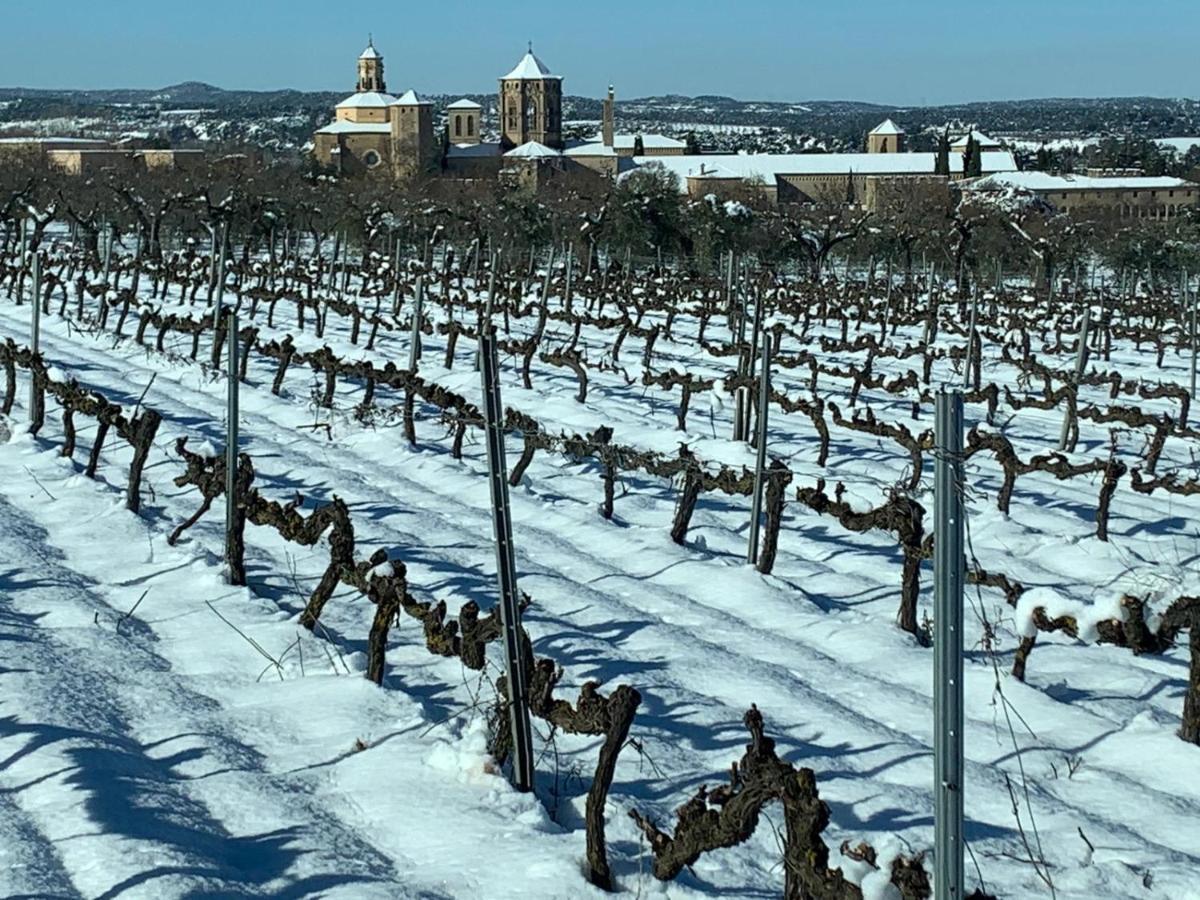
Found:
6,244 -> 1200,706
0,336 -> 943,899
3,238 -> 1200,897
6,272 -> 1199,742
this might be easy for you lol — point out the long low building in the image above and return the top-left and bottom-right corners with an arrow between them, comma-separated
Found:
625,150 -> 1019,206
0,136 -> 213,175
970,171 -> 1199,218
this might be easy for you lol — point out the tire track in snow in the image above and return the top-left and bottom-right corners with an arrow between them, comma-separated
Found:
0,492 -> 418,900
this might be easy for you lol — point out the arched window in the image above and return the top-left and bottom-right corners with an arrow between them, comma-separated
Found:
455,115 -> 462,137
467,116 -> 474,137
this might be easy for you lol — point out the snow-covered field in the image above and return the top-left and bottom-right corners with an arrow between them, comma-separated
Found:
1003,135 -> 1200,156
0,257 -> 1198,899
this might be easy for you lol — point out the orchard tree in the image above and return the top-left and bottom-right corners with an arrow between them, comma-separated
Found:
1007,199 -> 1088,292
0,149 -> 41,255
108,164 -> 200,260
682,190 -> 757,271
58,174 -> 122,261
946,181 -> 1009,296
778,182 -> 872,279
874,178 -> 954,282
491,182 -> 553,260
606,163 -> 686,262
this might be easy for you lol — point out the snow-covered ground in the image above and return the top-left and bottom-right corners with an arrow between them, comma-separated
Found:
0,265 -> 1198,899
1003,135 -> 1200,156
1155,136 -> 1200,154
1003,137 -> 1101,153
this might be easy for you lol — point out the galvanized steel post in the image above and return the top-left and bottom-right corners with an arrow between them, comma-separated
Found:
747,331 -> 772,564
934,389 -> 965,900
479,327 -> 536,792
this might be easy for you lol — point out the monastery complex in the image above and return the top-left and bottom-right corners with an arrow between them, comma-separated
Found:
309,40 -> 1199,218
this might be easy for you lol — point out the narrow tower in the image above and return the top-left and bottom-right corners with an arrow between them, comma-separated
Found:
867,119 -> 905,154
602,85 -> 615,148
447,99 -> 482,146
498,44 -> 563,150
356,37 -> 386,93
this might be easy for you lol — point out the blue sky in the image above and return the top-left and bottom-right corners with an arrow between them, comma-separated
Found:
2,0 -> 1197,105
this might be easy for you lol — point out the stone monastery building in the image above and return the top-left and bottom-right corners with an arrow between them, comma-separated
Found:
313,39 -> 675,185
311,39 -> 1020,204
311,40 -> 1197,217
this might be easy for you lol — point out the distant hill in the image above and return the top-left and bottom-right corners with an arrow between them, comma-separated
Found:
0,83 -> 1196,155
0,81 -> 344,112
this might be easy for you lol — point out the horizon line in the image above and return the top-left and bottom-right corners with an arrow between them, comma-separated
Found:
0,82 -> 1197,111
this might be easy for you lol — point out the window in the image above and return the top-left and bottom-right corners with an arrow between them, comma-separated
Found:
1170,190 -> 1175,197
362,149 -> 382,169
467,117 -> 474,137
455,115 -> 462,137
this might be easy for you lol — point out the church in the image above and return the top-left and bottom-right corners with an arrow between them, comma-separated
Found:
311,40 -> 686,185
310,40 -> 440,178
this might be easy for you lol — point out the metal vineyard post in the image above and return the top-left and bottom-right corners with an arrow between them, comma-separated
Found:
934,389 -> 965,900
479,326 -> 536,792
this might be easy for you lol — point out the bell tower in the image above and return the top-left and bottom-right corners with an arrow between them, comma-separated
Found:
867,119 -> 905,154
498,43 -> 563,150
356,37 -> 386,93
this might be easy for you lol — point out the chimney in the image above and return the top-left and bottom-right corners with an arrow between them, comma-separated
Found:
602,85 -> 615,148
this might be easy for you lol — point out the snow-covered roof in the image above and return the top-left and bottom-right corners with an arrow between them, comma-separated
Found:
564,133 -> 685,158
688,163 -> 744,180
315,121 -> 392,135
336,91 -> 398,109
0,136 -> 110,146
952,130 -> 1000,149
502,50 -> 560,81
870,119 -> 904,135
591,133 -> 686,150
564,142 -> 618,158
505,141 -> 561,159
359,43 -> 381,60
447,98 -> 482,110
447,142 -> 502,158
972,171 -> 1197,192
46,149 -> 128,156
394,89 -> 429,106
627,150 -> 1018,191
